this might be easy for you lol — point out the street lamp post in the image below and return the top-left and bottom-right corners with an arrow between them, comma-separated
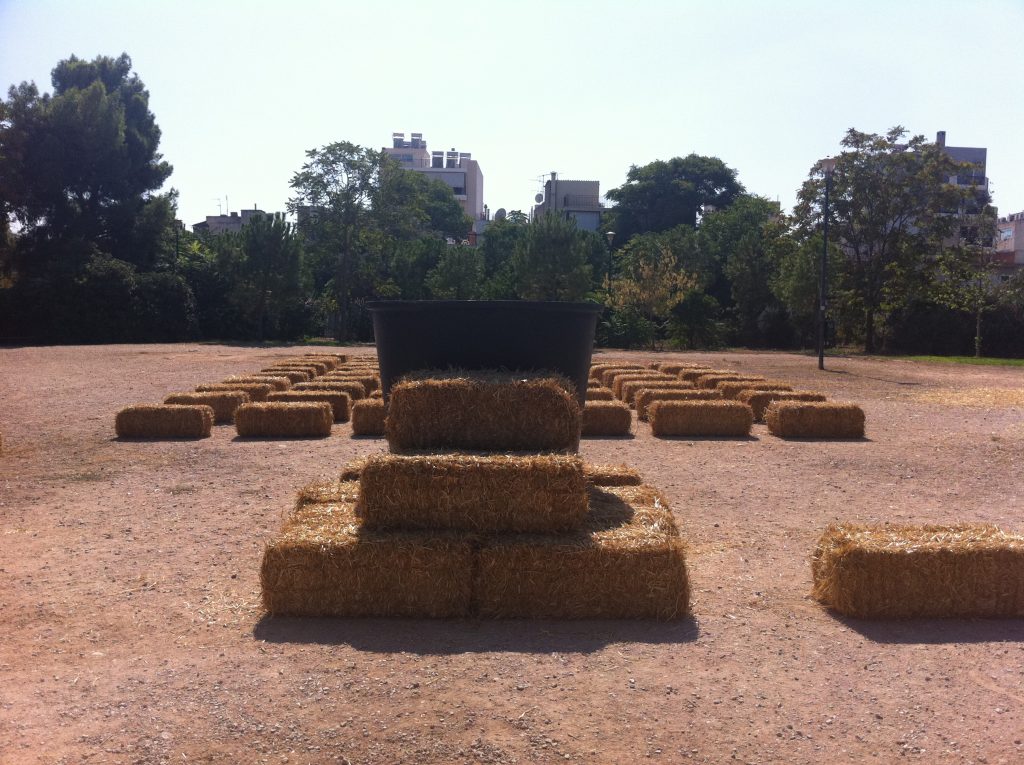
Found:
605,231 -> 615,298
817,158 -> 836,371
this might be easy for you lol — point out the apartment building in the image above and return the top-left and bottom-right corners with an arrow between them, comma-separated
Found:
383,132 -> 484,222
531,173 -> 604,232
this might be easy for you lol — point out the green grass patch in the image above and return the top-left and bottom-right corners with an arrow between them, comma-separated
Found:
900,355 -> 1024,367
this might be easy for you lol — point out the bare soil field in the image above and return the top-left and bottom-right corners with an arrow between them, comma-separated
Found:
1,344 -> 1022,764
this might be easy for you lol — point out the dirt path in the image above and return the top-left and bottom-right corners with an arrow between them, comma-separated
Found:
1,345 -> 1022,764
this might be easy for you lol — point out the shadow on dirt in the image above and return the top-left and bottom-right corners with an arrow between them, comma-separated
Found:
253,615 -> 699,653
833,615 -> 1024,644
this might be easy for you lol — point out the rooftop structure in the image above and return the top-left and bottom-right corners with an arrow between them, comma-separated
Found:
383,132 -> 484,221
192,208 -> 268,236
532,173 -> 604,232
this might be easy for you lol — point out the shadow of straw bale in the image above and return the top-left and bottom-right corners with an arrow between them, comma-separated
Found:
832,614 -> 1024,644
652,435 -> 759,442
580,434 -> 635,441
252,615 -> 699,653
230,435 -> 332,442
770,436 -> 873,443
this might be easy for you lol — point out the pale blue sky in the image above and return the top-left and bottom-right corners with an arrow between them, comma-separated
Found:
2,0 -> 1022,229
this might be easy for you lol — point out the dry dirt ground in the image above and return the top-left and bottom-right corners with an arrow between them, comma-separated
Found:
1,344 -> 1023,765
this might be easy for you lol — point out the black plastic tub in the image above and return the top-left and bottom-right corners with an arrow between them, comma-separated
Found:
365,300 -> 601,405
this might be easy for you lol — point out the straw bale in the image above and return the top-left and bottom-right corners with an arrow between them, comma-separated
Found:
163,391 -> 250,423
716,380 -> 792,399
737,390 -> 827,422
648,400 -> 753,437
590,362 -> 644,381
679,368 -> 735,383
293,380 -> 367,401
386,372 -> 581,453
370,390 -> 383,399
357,453 -> 588,533
235,402 -> 333,438
276,359 -> 328,375
477,485 -> 689,619
223,375 -> 292,391
621,379 -> 695,406
295,477 -> 362,510
765,401 -> 865,439
657,362 -> 712,375
636,389 -> 721,421
584,463 -> 642,486
598,366 -> 650,388
268,391 -> 351,422
263,364 -> 323,379
261,499 -> 475,617
811,523 -> 1024,618
586,387 -> 614,401
581,401 -> 632,437
609,372 -> 674,398
196,382 -> 273,402
324,372 -> 380,392
694,373 -> 765,390
352,399 -> 386,436
297,354 -> 341,370
256,369 -> 311,384
115,404 -> 214,439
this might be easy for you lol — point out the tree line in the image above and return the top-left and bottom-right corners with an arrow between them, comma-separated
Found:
2,54 -> 1022,355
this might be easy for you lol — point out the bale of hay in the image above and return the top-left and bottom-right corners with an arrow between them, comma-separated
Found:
477,485 -> 690,619
351,399 -> 386,436
737,390 -> 827,422
255,369 -> 311,384
223,375 -> 292,391
268,391 -> 351,422
196,382 -> 273,402
765,401 -> 865,439
590,362 -> 644,381
386,373 -> 581,453
263,364 -> 323,379
610,372 -> 674,399
115,404 -> 214,439
694,373 -> 765,390
584,463 -> 642,486
649,400 -> 753,437
275,359 -> 328,375
298,354 -> 342,370
581,401 -> 632,437
261,499 -> 475,617
324,372 -> 380,392
811,523 -> 1024,618
293,380 -> 366,400
716,380 -> 792,399
357,454 -> 588,533
164,391 -> 250,423
620,379 -> 695,406
599,366 -> 650,388
586,387 -> 615,401
657,362 -> 711,375
636,389 -> 722,421
679,368 -> 735,383
295,477 -> 361,509
235,402 -> 333,438
370,390 -> 383,399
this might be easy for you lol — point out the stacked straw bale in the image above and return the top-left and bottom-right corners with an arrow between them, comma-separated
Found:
812,523 -> 1024,618
590,362 -> 643,381
657,363 -> 711,375
585,463 -> 642,486
649,400 -> 753,437
581,401 -> 633,437
357,454 -> 588,533
223,375 -> 292,391
621,379 -> 694,406
598,366 -> 649,388
263,364 -> 323,379
324,372 -> 380,392
385,372 -> 580,453
610,372 -> 674,399
586,387 -> 615,401
765,401 -> 865,439
679,368 -> 735,383
115,404 -> 214,439
716,380 -> 792,399
255,369 -> 311,384
278,359 -> 328,375
235,402 -> 333,438
294,380 -> 366,400
737,390 -> 826,422
477,485 -> 690,619
351,399 -> 386,436
636,389 -> 721,422
694,373 -> 765,390
268,391 -> 351,422
297,354 -> 342,370
164,391 -> 250,423
196,382 -> 272,402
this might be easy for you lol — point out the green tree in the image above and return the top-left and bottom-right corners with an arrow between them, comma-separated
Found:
425,246 -> 484,299
604,154 -> 743,243
238,213 -> 305,340
479,215 -> 528,299
513,213 -> 594,301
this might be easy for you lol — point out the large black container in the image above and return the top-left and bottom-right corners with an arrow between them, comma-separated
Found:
365,300 -> 601,405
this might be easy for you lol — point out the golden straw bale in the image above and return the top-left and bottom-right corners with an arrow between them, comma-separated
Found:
324,372 -> 380,392
196,382 -> 272,402
276,359 -> 328,375
293,380 -> 366,400
648,400 -> 753,437
636,389 -> 722,421
477,485 -> 690,619
584,463 -> 642,486
716,380 -> 792,399
621,379 -> 695,406
263,364 -> 322,379
340,457 -> 369,482
223,375 -> 292,391
164,391 -> 250,423
695,373 -> 765,390
610,372 -> 674,399
268,391 -> 351,422
590,361 -> 644,381
657,362 -> 711,375
386,372 -> 581,453
765,401 -> 865,439
581,401 -> 632,437
679,368 -> 734,383
298,355 -> 341,370
737,390 -> 827,422
358,454 -> 588,533
352,399 -> 386,436
115,404 -> 214,439
255,369 -> 310,384
370,390 -> 383,399
295,477 -> 362,510
812,523 -> 1024,618
235,402 -> 333,438
261,499 -> 475,617
599,366 -> 650,388
586,387 -> 614,401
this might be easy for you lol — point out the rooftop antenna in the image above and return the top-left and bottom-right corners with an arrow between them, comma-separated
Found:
225,195 -> 229,215
213,197 -> 222,215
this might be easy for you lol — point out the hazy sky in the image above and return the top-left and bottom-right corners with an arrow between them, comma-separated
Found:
2,0 -> 1022,229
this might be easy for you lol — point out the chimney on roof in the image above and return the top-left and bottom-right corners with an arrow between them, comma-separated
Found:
936,130 -> 946,147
